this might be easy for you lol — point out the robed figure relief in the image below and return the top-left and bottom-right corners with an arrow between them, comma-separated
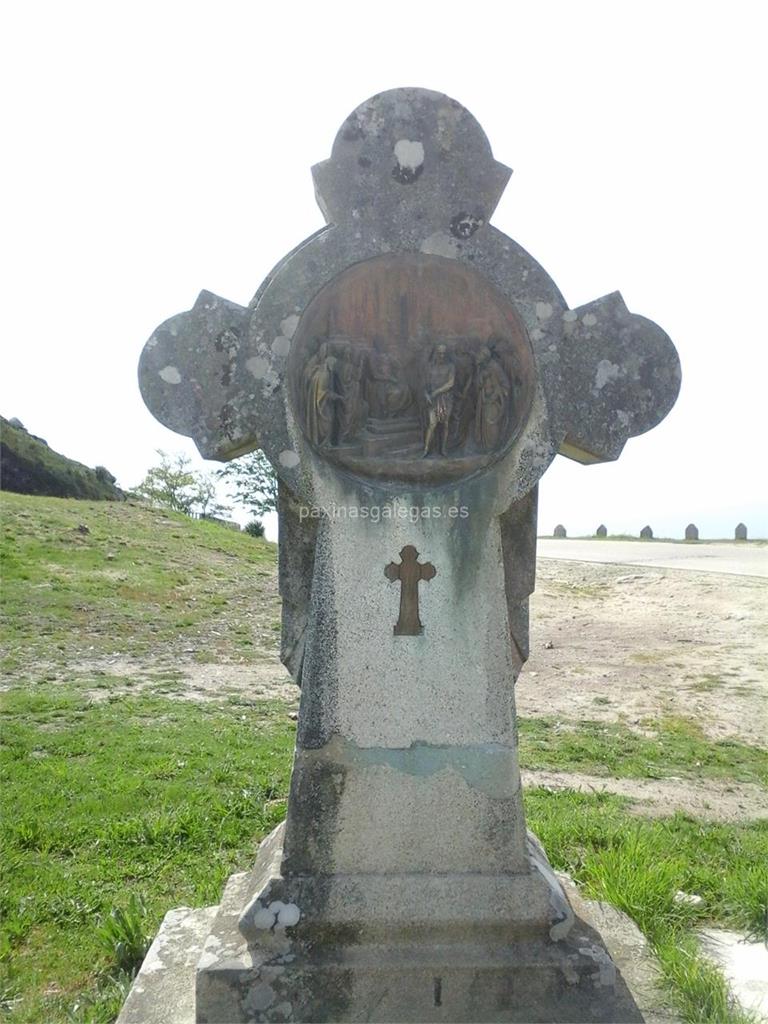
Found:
336,342 -> 365,442
474,346 -> 511,451
366,338 -> 412,419
304,343 -> 341,447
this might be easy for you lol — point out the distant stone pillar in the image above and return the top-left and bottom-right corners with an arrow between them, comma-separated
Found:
553,524 -> 567,538
640,525 -> 653,539
685,523 -> 699,541
596,524 -> 607,538
735,522 -> 748,541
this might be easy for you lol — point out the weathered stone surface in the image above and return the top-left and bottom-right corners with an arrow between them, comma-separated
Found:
596,524 -> 608,537
133,87 -> 681,1023
116,906 -> 217,1024
196,824 -> 646,1023
554,524 -> 567,538
120,873 -> 678,1024
735,522 -> 748,540
640,525 -> 654,539
684,523 -> 699,541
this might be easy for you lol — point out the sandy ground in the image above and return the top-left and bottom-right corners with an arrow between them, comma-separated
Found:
523,559 -> 768,747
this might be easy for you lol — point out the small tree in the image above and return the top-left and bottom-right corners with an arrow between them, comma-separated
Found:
135,452 -> 230,518
135,450 -> 198,513
217,450 -> 278,519
193,472 -> 230,519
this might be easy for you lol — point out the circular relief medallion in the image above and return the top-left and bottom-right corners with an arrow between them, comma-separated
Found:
288,253 -> 535,484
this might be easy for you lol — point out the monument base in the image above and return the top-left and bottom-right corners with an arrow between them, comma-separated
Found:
182,824 -> 647,1023
117,825 -> 677,1023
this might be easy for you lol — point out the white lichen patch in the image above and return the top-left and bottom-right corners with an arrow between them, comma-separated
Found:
279,450 -> 300,469
420,232 -> 459,259
249,899 -> 301,931
272,336 -> 292,358
251,905 -> 278,929
394,139 -> 424,171
583,313 -> 598,327
280,314 -> 300,339
535,302 -> 553,321
159,366 -> 182,385
562,311 -> 578,322
246,356 -> 270,379
277,903 -> 301,927
595,359 -> 621,389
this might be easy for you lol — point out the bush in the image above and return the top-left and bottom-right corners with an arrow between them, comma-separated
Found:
245,519 -> 265,538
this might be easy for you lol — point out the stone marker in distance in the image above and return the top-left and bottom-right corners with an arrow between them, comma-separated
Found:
685,523 -> 699,541
596,524 -> 608,538
735,522 -> 748,541
640,525 -> 654,539
136,88 -> 681,1022
553,524 -> 567,538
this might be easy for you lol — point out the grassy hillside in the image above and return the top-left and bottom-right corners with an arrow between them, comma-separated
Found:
1,492 -> 281,678
0,418 -> 124,501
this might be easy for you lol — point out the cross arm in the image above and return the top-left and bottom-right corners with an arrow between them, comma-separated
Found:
384,563 -> 401,582
557,292 -> 681,464
138,290 -> 263,462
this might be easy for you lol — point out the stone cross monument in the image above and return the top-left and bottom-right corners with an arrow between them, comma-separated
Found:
139,89 -> 680,1023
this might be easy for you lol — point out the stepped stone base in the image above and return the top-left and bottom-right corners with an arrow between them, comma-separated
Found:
118,827 -> 678,1024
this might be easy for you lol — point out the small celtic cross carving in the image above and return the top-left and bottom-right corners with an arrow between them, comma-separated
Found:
384,545 -> 436,636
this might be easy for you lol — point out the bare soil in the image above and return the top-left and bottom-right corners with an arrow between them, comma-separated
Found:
522,559 -> 768,747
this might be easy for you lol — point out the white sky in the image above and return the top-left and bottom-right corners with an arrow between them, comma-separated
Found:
2,0 -> 766,541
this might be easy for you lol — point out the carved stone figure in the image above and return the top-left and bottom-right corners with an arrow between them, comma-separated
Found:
366,338 -> 412,418
474,345 -> 510,451
448,345 -> 476,449
303,342 -> 340,446
336,341 -> 364,441
423,343 -> 456,456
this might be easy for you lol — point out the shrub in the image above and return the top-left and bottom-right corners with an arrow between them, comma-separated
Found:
245,519 -> 265,538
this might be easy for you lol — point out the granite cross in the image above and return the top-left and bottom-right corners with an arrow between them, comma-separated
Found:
137,88 -> 680,1023
384,544 -> 436,636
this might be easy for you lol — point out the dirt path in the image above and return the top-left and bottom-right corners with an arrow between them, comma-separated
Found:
522,769 -> 768,823
521,559 -> 768,747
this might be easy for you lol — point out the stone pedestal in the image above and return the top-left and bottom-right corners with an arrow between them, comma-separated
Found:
195,824 -> 646,1024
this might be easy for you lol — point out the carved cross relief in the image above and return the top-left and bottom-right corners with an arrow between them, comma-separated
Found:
384,545 -> 436,636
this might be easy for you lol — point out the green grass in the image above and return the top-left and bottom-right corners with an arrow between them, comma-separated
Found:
527,790 -> 767,1023
2,493 -> 765,1022
0,492 -> 279,669
519,715 -> 768,786
2,684 -> 765,1022
0,685 -> 295,1023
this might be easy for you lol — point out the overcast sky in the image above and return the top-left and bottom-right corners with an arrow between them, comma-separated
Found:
2,1 -> 766,541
